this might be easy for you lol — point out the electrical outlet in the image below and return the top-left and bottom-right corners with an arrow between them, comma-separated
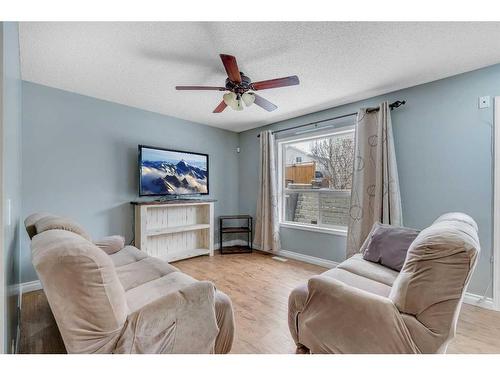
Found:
479,96 -> 490,109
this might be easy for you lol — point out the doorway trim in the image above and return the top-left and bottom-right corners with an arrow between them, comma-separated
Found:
0,23 -> 5,354
492,96 -> 500,310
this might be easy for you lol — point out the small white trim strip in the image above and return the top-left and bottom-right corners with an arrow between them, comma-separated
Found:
20,280 -> 42,295
463,292 -> 496,311
493,96 -> 500,310
277,249 -> 338,269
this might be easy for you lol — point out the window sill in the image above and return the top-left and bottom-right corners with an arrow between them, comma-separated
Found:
279,222 -> 348,236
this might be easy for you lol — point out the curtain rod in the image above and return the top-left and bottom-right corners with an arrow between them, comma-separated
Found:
257,100 -> 406,138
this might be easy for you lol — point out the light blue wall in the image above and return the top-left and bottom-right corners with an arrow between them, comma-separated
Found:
21,81 -> 240,283
20,63 -> 500,298
239,63 -> 500,297
2,22 -> 22,353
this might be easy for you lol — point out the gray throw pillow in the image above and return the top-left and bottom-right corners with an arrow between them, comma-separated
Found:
362,222 -> 419,271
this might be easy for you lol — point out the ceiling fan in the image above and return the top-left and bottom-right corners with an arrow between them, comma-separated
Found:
175,54 -> 300,113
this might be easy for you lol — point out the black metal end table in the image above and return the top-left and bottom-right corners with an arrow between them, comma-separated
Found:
219,215 -> 253,254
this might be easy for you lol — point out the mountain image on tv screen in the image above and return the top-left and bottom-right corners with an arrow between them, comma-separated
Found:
140,146 -> 208,195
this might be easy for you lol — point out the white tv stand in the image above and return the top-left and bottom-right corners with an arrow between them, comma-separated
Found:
132,199 -> 215,262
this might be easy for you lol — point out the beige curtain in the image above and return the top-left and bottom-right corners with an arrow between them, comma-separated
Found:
254,130 -> 280,252
346,102 -> 402,258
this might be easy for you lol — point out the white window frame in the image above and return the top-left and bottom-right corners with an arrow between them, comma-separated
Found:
277,125 -> 355,237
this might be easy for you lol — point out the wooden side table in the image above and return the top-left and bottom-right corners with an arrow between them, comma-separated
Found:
219,215 -> 253,254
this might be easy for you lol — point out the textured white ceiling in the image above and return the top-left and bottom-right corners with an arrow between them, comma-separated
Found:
19,22 -> 500,132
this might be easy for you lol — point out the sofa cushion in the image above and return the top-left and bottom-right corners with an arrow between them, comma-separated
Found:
125,271 -> 198,313
109,246 -> 148,267
95,235 -> 125,255
362,223 -> 419,271
337,254 -> 399,286
115,257 -> 178,291
322,268 -> 392,297
35,215 -> 92,241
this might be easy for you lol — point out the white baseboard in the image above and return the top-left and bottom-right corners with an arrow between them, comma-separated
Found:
277,249 -> 338,269
216,240 -> 339,269
11,279 -> 43,311
463,292 -> 497,311
20,280 -> 42,295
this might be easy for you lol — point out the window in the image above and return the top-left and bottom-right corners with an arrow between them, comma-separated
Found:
278,126 -> 355,234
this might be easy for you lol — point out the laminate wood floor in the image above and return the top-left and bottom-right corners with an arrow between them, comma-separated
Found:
18,251 -> 500,354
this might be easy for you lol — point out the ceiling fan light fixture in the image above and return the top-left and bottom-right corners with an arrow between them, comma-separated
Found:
223,92 -> 237,109
176,54 -> 299,113
235,97 -> 244,111
242,92 -> 255,107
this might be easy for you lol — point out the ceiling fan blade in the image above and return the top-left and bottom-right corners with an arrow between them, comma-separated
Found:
220,54 -> 242,84
213,101 -> 227,113
251,75 -> 300,91
176,86 -> 226,91
253,94 -> 278,112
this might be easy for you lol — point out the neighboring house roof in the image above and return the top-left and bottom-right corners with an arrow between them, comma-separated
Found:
287,146 -> 310,158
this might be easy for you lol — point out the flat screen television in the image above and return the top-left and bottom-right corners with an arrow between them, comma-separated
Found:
139,145 -> 209,196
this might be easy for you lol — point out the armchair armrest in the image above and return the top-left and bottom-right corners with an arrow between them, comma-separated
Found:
94,235 -> 125,254
114,281 -> 220,354
298,275 -> 419,353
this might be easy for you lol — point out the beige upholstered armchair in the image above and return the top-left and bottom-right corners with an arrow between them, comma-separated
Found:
288,213 -> 480,354
25,213 -> 234,354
